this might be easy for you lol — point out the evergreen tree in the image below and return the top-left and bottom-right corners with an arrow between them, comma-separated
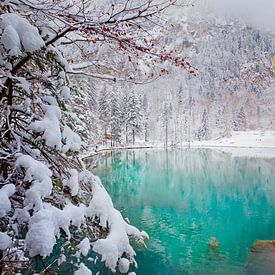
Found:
197,109 -> 209,141
142,94 -> 149,142
234,107 -> 247,131
126,92 -> 143,145
110,89 -> 124,146
162,100 -> 172,147
98,87 -> 111,144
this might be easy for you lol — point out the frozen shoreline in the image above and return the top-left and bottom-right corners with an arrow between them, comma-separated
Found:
189,131 -> 275,158
82,131 -> 275,159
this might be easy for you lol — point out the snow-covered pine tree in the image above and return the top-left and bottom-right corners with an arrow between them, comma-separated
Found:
125,91 -> 143,145
110,89 -> 124,146
162,100 -> 172,147
234,107 -> 247,131
98,87 -> 112,145
196,109 -> 209,141
142,93 -> 149,142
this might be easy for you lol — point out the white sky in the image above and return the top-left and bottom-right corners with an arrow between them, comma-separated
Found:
196,0 -> 275,31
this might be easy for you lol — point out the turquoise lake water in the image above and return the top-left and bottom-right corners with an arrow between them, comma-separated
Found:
91,149 -> 275,275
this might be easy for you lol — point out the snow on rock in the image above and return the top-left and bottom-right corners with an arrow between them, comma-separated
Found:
77,237 -> 90,257
0,183 -> 16,218
0,232 -> 12,250
0,13 -> 44,54
16,154 -> 53,211
63,169 -> 79,196
74,263 -> 92,275
62,125 -> 82,153
118,258 -> 130,273
29,105 -> 62,150
86,174 -> 148,272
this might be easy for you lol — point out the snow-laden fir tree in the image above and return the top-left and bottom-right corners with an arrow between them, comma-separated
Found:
196,109 -> 209,141
162,100 -> 172,147
125,91 -> 143,145
233,107 -> 247,131
98,87 -> 112,145
110,89 -> 124,146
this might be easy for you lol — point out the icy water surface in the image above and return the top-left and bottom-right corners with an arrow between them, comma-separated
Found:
91,149 -> 275,274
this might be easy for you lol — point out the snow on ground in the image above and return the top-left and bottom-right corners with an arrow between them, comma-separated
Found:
191,131 -> 275,158
192,131 -> 275,148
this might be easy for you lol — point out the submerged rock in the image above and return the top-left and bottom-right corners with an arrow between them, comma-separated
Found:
209,237 -> 219,249
247,240 -> 275,274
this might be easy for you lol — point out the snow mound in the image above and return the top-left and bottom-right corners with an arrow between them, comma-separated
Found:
0,13 -> 44,55
0,183 -> 16,218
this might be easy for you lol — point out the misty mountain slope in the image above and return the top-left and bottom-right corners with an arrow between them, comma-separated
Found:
141,17 -> 275,145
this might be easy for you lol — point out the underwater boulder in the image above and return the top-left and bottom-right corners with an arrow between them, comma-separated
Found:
247,240 -> 275,274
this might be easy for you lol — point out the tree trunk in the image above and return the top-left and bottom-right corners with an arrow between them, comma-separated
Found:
111,127 -> 113,147
145,122 -> 148,142
132,129 -> 135,145
126,124 -> 128,145
104,126 -> 107,147
165,120 -> 168,148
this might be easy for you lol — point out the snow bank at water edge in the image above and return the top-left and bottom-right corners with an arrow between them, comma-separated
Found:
190,131 -> 275,158
191,131 -> 275,148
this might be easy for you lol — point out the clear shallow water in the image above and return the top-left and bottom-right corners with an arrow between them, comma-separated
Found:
91,149 -> 275,275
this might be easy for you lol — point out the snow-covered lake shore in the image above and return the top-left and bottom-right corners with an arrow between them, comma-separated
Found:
191,131 -> 275,148
190,131 -> 275,158
83,131 -> 275,160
